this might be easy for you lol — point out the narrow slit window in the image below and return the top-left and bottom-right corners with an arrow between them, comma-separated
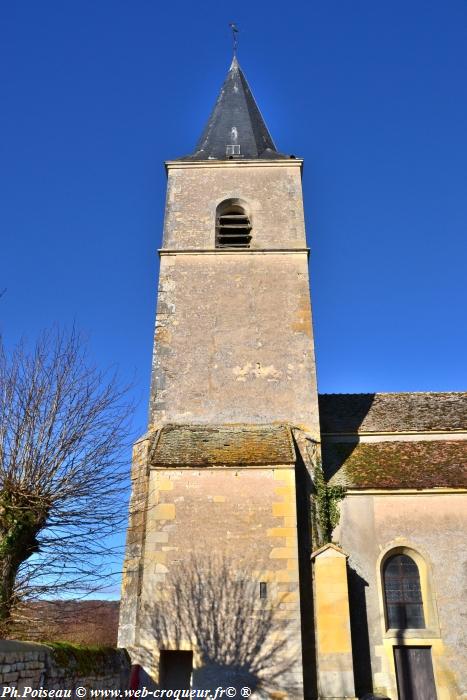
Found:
216,205 -> 251,249
259,582 -> 267,599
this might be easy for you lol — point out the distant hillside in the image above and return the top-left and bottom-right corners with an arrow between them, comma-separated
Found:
10,600 -> 120,646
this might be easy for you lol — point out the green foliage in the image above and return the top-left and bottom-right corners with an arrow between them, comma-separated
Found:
1,494 -> 34,557
0,488 -> 50,628
0,488 -> 47,559
47,642 -> 120,676
313,459 -> 346,546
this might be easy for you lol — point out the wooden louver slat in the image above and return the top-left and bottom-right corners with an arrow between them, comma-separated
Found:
216,212 -> 251,249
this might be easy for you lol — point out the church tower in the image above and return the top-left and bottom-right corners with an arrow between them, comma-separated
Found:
119,56 -> 324,697
150,56 -> 320,433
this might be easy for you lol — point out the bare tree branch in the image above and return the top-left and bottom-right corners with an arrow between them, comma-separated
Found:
0,327 -> 134,636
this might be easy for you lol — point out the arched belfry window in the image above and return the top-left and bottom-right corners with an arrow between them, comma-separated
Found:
216,200 -> 251,249
383,553 -> 425,629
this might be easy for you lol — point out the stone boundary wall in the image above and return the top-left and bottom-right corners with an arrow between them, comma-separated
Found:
0,641 -> 130,692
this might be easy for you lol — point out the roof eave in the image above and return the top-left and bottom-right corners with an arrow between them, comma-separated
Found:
164,158 -> 303,172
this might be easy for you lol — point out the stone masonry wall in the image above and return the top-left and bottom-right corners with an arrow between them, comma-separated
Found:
150,160 -> 320,436
336,492 -> 467,700
163,161 -> 306,250
124,465 -> 305,696
151,251 -> 319,433
0,641 -> 130,693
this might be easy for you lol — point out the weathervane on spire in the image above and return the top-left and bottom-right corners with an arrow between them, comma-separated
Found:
229,22 -> 239,56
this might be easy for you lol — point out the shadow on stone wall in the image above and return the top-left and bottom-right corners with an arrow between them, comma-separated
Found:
293,439 -> 318,700
318,394 -> 376,435
347,566 -> 373,697
141,555 -> 299,696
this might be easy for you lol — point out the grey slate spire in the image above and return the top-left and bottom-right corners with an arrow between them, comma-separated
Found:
180,56 -> 288,161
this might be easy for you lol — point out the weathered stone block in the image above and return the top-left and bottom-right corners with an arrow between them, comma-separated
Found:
154,503 -> 175,520
3,672 -> 19,682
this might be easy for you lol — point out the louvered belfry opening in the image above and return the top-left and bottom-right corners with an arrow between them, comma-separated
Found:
216,204 -> 251,248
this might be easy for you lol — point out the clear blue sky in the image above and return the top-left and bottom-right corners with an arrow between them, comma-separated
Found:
2,3 -> 467,443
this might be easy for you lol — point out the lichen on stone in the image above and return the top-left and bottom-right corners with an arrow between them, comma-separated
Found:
47,642 -> 121,676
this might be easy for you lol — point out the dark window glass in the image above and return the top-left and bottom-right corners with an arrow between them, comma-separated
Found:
383,554 -> 425,629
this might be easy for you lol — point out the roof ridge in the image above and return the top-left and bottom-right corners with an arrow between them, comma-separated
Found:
318,392 -> 467,433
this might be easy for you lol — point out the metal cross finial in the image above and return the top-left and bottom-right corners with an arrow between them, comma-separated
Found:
229,22 -> 239,56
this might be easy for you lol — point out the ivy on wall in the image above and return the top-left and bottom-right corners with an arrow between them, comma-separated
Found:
312,458 -> 346,547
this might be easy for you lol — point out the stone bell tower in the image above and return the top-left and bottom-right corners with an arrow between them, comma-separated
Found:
150,59 -> 320,431
119,56 -> 322,697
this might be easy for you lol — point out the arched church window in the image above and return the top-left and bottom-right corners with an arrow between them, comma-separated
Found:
383,553 -> 425,629
216,201 -> 251,248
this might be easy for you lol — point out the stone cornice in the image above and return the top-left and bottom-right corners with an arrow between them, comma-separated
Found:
322,431 -> 467,443
165,159 -> 303,171
159,248 -> 310,256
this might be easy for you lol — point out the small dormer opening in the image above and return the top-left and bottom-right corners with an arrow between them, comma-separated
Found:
226,144 -> 241,156
216,201 -> 251,249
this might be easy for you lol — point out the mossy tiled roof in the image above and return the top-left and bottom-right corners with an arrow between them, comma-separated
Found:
319,392 -> 467,434
322,440 -> 467,489
150,424 -> 295,466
